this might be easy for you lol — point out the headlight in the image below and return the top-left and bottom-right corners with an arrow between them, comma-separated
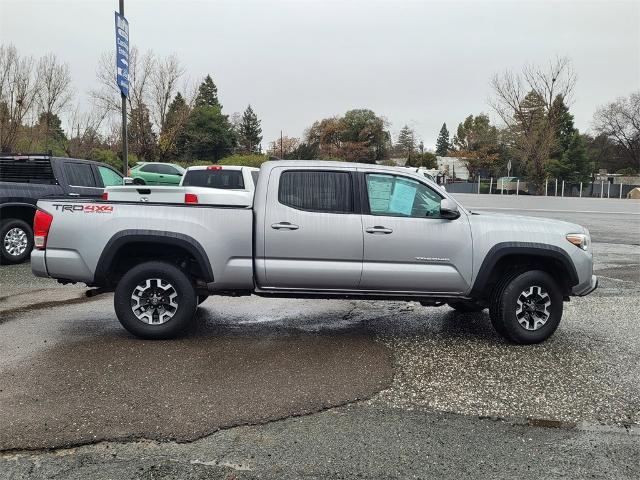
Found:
566,233 -> 590,251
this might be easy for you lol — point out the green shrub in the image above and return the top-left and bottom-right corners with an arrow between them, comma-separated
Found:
218,154 -> 269,167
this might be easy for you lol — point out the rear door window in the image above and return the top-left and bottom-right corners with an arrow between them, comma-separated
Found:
278,170 -> 354,213
183,169 -> 246,189
64,163 -> 97,187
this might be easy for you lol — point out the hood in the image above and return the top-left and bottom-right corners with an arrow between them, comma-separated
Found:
469,211 -> 586,235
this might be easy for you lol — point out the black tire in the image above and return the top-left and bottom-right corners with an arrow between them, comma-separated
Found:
489,270 -> 563,344
114,261 -> 197,339
448,300 -> 485,313
0,219 -> 34,265
133,177 -> 146,185
197,295 -> 209,305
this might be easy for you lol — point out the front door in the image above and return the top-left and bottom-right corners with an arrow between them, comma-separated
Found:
263,167 -> 363,290
359,172 -> 472,293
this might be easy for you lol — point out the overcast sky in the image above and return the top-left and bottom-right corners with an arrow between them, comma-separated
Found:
1,0 -> 639,149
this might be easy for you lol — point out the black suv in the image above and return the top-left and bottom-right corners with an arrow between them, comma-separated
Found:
0,154 -> 124,264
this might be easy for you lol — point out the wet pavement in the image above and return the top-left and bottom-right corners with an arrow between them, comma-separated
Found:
0,195 -> 638,478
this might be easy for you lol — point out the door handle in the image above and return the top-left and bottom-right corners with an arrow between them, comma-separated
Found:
366,226 -> 393,234
271,222 -> 299,230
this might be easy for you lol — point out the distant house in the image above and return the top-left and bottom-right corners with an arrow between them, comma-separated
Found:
437,156 -> 470,181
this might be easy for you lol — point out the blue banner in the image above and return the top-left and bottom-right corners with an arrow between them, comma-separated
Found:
114,12 -> 129,98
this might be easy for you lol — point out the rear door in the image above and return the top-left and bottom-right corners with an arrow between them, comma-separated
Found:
262,167 -> 363,290
63,161 -> 103,197
156,164 -> 183,185
359,171 -> 472,293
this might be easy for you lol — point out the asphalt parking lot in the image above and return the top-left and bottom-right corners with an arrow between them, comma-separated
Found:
1,195 -> 639,479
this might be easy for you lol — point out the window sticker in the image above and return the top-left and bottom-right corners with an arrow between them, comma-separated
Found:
388,181 -> 417,215
367,175 -> 393,212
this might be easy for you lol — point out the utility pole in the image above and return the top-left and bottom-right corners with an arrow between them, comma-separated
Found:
119,0 -> 128,175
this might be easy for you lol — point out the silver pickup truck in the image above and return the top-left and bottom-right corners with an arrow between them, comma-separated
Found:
31,160 -> 597,344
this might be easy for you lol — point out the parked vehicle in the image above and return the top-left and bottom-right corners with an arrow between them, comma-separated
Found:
180,165 -> 259,191
32,160 -> 596,343
0,153 -> 124,264
129,162 -> 185,185
398,166 -> 438,183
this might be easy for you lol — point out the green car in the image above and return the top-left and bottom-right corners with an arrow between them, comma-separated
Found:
129,162 -> 185,185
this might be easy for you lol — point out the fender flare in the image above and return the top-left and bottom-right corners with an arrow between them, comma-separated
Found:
93,229 -> 214,285
469,242 -> 579,297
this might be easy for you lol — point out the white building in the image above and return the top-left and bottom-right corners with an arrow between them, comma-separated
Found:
437,156 -> 470,181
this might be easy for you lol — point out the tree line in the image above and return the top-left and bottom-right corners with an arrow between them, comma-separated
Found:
1,44 -> 637,184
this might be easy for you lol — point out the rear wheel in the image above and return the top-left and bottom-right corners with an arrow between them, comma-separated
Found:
114,261 -> 197,339
0,219 -> 34,264
133,177 -> 146,185
489,270 -> 563,344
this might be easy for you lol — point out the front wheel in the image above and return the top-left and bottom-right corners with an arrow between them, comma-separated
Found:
489,270 -> 563,344
0,219 -> 34,264
114,261 -> 197,339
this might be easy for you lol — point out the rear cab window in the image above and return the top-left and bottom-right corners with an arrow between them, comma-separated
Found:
278,170 -> 354,213
183,169 -> 246,189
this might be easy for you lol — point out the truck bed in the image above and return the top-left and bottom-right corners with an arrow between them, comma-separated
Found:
32,198 -> 254,290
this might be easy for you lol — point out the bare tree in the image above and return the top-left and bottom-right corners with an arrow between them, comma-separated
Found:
490,57 -> 576,187
90,47 -> 156,119
0,44 -> 41,152
36,53 -> 74,117
593,91 -> 640,168
61,105 -> 108,158
150,53 -> 184,132
34,53 -> 74,149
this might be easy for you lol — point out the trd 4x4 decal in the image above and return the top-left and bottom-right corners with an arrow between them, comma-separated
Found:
52,204 -> 114,213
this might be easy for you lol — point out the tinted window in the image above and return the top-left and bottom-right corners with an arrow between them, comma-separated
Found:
98,166 -> 123,187
157,164 -> 180,175
139,164 -> 158,173
65,163 -> 97,187
183,169 -> 245,189
366,174 -> 442,217
279,170 -> 353,213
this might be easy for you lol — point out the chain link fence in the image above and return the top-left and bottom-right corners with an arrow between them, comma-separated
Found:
445,178 -> 640,199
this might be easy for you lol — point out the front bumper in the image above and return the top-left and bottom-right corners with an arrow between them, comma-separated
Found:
573,274 -> 598,296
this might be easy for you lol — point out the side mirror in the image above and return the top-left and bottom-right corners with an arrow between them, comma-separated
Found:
123,177 -> 134,185
440,198 -> 460,219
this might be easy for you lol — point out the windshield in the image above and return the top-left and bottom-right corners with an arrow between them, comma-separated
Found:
182,169 -> 245,189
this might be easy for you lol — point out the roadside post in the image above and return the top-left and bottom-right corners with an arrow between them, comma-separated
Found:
477,177 -> 481,194
561,180 -> 565,197
607,181 -> 611,198
500,178 -> 504,195
489,177 -> 493,194
545,179 -> 548,196
600,181 -> 604,198
555,178 -> 558,196
579,182 -> 582,198
115,1 -> 129,175
620,184 -> 623,199
516,179 -> 520,195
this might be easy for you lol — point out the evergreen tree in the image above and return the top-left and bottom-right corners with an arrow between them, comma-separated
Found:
160,92 -> 190,159
237,104 -> 263,154
183,104 -> 235,161
396,125 -> 415,158
194,75 -> 221,109
128,103 -> 157,160
546,95 -> 591,182
36,111 -> 66,148
435,123 -> 450,156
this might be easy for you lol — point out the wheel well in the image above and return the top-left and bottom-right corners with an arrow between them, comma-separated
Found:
478,253 -> 575,299
0,205 -> 36,227
100,241 -> 208,287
